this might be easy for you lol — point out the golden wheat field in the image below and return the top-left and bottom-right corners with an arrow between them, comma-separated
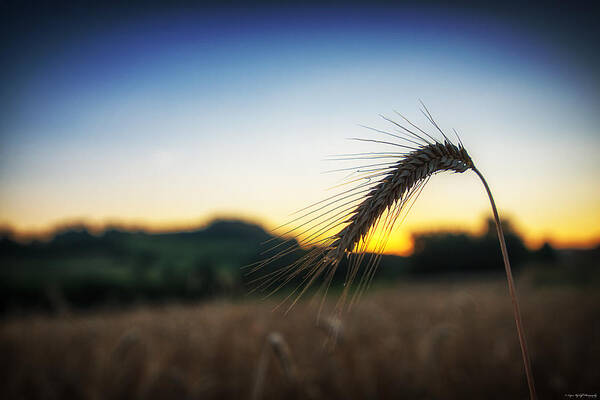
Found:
1,281 -> 599,400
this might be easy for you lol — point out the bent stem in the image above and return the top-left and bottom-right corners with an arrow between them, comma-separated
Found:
473,167 -> 537,400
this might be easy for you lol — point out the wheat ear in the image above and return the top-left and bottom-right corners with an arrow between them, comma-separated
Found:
249,106 -> 535,399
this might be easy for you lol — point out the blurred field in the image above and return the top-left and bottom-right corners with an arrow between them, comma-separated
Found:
1,281 -> 598,400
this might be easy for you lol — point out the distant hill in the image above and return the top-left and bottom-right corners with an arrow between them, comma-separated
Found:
1,218 -> 596,313
0,219 -> 284,312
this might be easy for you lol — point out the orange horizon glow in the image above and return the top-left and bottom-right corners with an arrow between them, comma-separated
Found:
2,213 -> 598,256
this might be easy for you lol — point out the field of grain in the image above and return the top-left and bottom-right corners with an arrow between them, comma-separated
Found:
1,281 -> 598,400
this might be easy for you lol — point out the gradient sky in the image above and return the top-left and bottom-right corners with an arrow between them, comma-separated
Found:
1,3 -> 599,253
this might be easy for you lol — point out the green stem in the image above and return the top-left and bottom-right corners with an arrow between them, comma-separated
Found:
472,167 -> 537,400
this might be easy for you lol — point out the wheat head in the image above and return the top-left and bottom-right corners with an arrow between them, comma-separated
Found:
249,105 -> 474,308
324,141 -> 473,264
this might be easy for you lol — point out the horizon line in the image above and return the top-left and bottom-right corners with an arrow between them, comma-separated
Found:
1,215 -> 599,254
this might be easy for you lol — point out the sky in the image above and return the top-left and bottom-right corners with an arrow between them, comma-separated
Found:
1,2 -> 599,254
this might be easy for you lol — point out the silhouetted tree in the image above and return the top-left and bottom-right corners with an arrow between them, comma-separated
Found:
410,217 -> 529,274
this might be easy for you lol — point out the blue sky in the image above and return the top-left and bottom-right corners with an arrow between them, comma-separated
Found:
1,4 -> 599,251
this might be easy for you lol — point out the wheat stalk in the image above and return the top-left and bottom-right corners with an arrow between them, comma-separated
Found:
250,105 -> 536,399
252,332 -> 297,400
